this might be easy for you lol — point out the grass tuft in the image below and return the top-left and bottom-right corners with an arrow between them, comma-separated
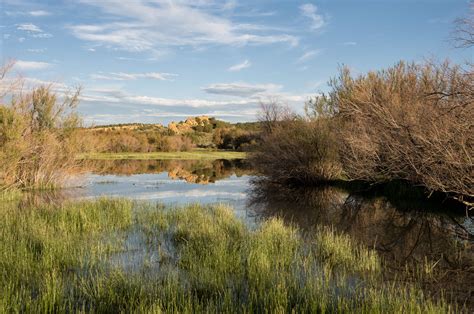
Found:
0,193 -> 453,312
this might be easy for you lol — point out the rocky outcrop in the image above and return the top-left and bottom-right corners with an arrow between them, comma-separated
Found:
167,116 -> 211,134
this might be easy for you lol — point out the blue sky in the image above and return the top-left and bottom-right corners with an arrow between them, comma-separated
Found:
1,0 -> 472,125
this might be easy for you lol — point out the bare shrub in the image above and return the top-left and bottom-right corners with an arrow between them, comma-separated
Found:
250,101 -> 341,184
165,135 -> 194,152
334,61 -> 473,202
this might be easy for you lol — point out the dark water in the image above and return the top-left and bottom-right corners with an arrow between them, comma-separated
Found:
33,159 -> 473,307
247,181 -> 474,307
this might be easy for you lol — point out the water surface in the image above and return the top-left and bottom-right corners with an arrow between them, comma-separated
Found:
55,159 -> 474,307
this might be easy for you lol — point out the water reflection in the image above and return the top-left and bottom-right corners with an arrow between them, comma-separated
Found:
85,159 -> 252,184
17,159 -> 473,307
247,181 -> 474,307
70,159 -> 253,220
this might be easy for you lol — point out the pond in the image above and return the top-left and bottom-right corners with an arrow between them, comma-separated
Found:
27,158 -> 474,308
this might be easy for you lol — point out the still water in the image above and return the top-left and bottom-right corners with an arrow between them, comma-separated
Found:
58,159 -> 472,307
71,159 -> 252,220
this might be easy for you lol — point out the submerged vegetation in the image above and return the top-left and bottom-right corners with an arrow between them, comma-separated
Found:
0,193 -> 454,312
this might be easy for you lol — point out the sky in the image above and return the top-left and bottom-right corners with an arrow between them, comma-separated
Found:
1,0 -> 472,125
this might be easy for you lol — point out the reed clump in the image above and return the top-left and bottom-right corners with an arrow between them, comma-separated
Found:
0,194 -> 452,312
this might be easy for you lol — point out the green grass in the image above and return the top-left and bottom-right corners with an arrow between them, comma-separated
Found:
79,149 -> 247,160
0,193 -> 452,313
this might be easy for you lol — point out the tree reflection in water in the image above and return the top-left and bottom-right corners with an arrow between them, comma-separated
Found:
85,159 -> 253,184
247,180 -> 474,309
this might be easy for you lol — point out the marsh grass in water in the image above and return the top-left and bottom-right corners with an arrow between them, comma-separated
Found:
0,192 -> 454,312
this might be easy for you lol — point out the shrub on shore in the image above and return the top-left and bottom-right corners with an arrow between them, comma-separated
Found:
0,79 -> 82,189
251,61 -> 473,202
334,61 -> 473,203
249,116 -> 341,184
80,129 -> 195,153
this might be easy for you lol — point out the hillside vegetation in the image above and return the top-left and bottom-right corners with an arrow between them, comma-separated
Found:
80,116 -> 260,153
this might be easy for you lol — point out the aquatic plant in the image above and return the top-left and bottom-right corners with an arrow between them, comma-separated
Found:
0,193 -> 453,312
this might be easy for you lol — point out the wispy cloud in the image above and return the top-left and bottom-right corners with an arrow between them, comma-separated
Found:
31,33 -> 53,38
27,48 -> 47,53
228,59 -> 251,72
300,3 -> 326,30
29,10 -> 51,17
15,60 -> 52,71
342,41 -> 357,46
90,72 -> 178,81
17,23 -> 42,32
68,0 -> 298,53
6,10 -> 51,17
17,23 -> 53,38
202,82 -> 282,97
297,49 -> 322,63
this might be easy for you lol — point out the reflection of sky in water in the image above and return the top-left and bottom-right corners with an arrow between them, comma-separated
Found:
77,172 -> 252,221
71,170 -> 473,237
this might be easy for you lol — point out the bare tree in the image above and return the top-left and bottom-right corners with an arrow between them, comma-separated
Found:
0,60 -> 22,100
453,1 -> 474,48
257,98 -> 294,134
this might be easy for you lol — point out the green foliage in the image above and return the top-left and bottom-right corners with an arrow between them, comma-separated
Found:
0,85 -> 82,189
0,196 -> 450,312
212,127 -> 259,151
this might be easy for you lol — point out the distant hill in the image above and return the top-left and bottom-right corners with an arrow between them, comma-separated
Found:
88,123 -> 165,132
87,116 -> 261,133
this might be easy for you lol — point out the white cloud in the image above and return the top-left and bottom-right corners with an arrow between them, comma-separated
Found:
71,80 -> 315,124
17,23 -> 53,38
17,23 -> 43,32
297,49 -> 322,63
5,10 -> 52,17
228,59 -> 251,72
29,10 -> 51,17
116,56 -> 159,62
15,60 -> 52,71
31,33 -> 53,38
202,82 -> 282,97
90,72 -> 178,81
300,3 -> 325,30
68,0 -> 298,53
27,48 -> 47,53
342,41 -> 357,46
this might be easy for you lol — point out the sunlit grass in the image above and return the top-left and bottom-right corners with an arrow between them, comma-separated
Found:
79,149 -> 247,160
0,192 -> 452,312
